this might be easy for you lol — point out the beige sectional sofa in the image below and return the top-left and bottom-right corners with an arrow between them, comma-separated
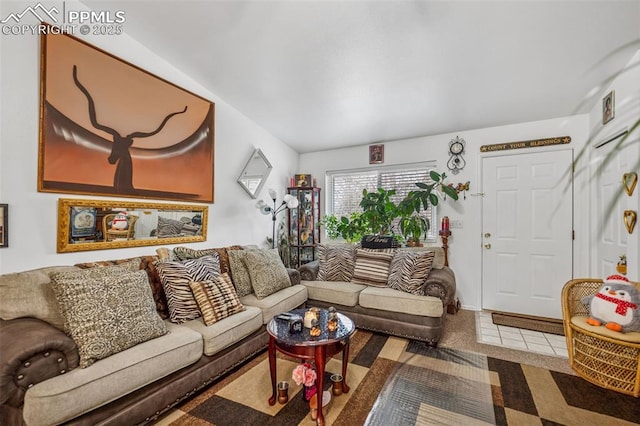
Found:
0,244 -> 455,426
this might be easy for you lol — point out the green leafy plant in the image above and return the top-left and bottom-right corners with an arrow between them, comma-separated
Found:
319,214 -> 340,240
359,188 -> 398,235
395,171 -> 459,244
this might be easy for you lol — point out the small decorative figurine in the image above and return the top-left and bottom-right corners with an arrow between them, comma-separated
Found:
327,306 -> 338,332
310,318 -> 321,337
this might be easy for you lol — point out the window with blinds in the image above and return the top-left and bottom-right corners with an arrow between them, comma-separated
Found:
327,162 -> 439,241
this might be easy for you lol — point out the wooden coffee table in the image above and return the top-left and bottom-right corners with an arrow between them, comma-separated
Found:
267,308 -> 355,426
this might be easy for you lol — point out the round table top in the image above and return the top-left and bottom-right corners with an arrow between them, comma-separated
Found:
267,308 -> 355,347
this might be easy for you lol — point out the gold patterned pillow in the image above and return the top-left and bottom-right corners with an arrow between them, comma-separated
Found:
50,270 -> 167,368
190,273 -> 245,326
228,249 -> 255,297
242,249 -> 291,299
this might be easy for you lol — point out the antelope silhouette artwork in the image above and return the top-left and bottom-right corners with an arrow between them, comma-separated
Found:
72,65 -> 187,194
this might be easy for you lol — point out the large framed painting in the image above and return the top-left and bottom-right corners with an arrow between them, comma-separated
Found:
39,28 -> 215,203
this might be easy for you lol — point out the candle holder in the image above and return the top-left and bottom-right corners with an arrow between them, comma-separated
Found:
277,381 -> 289,404
439,229 -> 451,267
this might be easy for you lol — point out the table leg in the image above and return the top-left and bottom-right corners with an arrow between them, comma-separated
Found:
268,336 -> 277,406
314,345 -> 326,426
341,339 -> 350,393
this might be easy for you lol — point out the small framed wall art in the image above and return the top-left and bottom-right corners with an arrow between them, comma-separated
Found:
369,144 -> 384,164
0,204 -> 7,248
602,90 -> 615,125
294,174 -> 312,187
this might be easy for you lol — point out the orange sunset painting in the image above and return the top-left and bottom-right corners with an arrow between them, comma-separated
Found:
38,30 -> 215,202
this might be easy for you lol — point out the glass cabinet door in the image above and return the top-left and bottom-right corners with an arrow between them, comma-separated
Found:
288,186 -> 320,268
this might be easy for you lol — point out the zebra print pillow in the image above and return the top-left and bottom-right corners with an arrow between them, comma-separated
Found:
387,250 -> 435,295
154,255 -> 221,323
351,248 -> 396,287
317,244 -> 357,282
190,273 -> 245,326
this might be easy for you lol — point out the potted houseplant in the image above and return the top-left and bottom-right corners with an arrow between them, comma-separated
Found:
398,214 -> 428,247
358,188 -> 399,236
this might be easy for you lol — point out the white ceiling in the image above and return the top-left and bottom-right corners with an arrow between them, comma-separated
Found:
83,1 -> 640,153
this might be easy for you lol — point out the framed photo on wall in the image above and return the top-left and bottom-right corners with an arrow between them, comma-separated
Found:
369,144 -> 384,164
0,204 -> 7,248
602,90 -> 615,125
38,26 -> 215,203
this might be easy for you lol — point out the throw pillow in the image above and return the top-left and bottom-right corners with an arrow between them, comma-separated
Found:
387,250 -> 436,295
173,245 -> 241,275
48,262 -> 147,332
351,248 -> 396,287
50,270 -> 167,368
228,249 -> 255,297
156,216 -> 184,237
317,244 -> 357,282
242,249 -> 291,299
154,255 -> 221,323
189,273 -> 245,326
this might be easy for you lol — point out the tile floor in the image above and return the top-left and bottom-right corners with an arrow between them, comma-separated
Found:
475,311 -> 568,358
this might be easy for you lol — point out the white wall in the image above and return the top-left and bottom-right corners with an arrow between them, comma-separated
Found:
0,1 -> 298,273
300,115 -> 591,311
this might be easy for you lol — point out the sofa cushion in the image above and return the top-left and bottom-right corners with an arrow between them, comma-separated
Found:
173,245 -> 242,275
155,255 -> 221,323
22,321 -> 202,426
241,284 -> 308,324
0,265 -> 79,331
387,250 -> 435,295
359,286 -> 444,317
351,248 -> 396,287
317,244 -> 357,282
228,249 -> 255,297
243,249 -> 291,298
190,273 -> 245,326
50,269 -> 168,368
182,306 -> 263,356
302,280 -> 366,307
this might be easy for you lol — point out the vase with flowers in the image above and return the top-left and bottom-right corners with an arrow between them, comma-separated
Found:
292,362 -> 317,401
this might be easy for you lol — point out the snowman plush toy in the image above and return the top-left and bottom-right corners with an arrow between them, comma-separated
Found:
582,274 -> 640,333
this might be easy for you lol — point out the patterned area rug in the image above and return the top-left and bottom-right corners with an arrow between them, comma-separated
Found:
160,330 -> 640,425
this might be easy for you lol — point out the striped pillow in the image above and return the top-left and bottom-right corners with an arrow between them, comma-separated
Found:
154,255 -> 221,323
317,244 -> 357,282
190,273 -> 245,326
387,250 -> 435,295
351,248 -> 396,287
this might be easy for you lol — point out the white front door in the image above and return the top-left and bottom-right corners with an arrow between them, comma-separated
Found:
482,149 -> 573,319
592,138 -> 632,277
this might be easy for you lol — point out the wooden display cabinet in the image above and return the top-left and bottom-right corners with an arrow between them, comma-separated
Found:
287,187 -> 321,268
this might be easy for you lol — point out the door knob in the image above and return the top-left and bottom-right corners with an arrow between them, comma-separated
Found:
484,243 -> 491,249
484,233 -> 491,238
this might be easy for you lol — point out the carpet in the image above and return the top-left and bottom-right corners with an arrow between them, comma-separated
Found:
491,311 -> 565,336
160,330 -> 640,425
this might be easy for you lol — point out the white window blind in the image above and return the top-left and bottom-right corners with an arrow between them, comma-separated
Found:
327,162 -> 439,241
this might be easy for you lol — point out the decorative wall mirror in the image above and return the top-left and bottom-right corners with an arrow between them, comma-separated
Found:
57,198 -> 208,253
237,148 -> 272,199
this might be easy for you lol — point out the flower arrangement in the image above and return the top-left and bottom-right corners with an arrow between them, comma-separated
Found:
292,362 -> 317,387
292,362 -> 317,400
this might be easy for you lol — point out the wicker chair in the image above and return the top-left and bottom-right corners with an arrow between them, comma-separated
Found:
561,278 -> 640,397
103,213 -> 138,242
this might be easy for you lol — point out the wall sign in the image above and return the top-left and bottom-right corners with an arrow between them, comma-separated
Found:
480,136 -> 571,153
